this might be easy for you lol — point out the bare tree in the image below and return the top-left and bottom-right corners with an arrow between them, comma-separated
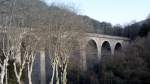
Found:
9,28 -> 28,84
0,26 -> 29,84
0,31 -> 9,84
22,33 -> 39,84
44,4 -> 88,84
0,0 -> 17,83
0,0 -> 92,84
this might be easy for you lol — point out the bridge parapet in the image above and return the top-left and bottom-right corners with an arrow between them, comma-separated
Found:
86,33 -> 130,41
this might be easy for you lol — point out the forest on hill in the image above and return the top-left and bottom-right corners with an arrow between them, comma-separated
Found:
81,15 -> 150,39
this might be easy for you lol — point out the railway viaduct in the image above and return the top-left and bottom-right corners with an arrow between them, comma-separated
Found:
79,33 -> 129,70
0,30 -> 130,84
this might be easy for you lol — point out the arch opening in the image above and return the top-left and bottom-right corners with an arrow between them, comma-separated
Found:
101,41 -> 111,59
86,40 -> 98,71
114,42 -> 122,54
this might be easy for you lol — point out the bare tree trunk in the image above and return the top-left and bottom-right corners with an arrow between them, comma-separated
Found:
13,63 -> 22,84
62,63 -> 68,84
27,63 -> 32,84
50,61 -> 56,84
27,54 -> 36,84
55,58 -> 59,84
13,58 -> 26,84
0,65 -> 5,84
5,57 -> 8,84
0,54 -> 9,84
5,66 -> 8,84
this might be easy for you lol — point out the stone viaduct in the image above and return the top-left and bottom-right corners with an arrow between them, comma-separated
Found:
79,33 -> 129,71
31,33 -> 129,84
0,30 -> 130,84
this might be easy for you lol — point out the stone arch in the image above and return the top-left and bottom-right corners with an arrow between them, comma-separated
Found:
114,42 -> 122,54
86,39 -> 99,71
101,41 -> 111,59
115,42 -> 122,50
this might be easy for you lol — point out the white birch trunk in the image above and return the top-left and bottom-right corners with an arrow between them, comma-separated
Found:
56,60 -> 59,84
13,63 -> 21,84
5,58 -> 8,84
27,56 -> 35,84
0,65 -> 5,84
27,63 -> 32,84
13,61 -> 25,84
62,63 -> 67,84
0,57 -> 9,84
5,67 -> 8,84
50,61 -> 56,84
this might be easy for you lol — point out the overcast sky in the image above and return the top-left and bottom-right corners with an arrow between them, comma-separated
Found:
43,0 -> 150,25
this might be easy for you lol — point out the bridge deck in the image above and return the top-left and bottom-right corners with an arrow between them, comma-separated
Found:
87,33 -> 130,41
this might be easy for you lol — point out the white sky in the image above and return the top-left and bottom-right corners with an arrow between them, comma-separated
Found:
43,0 -> 150,25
